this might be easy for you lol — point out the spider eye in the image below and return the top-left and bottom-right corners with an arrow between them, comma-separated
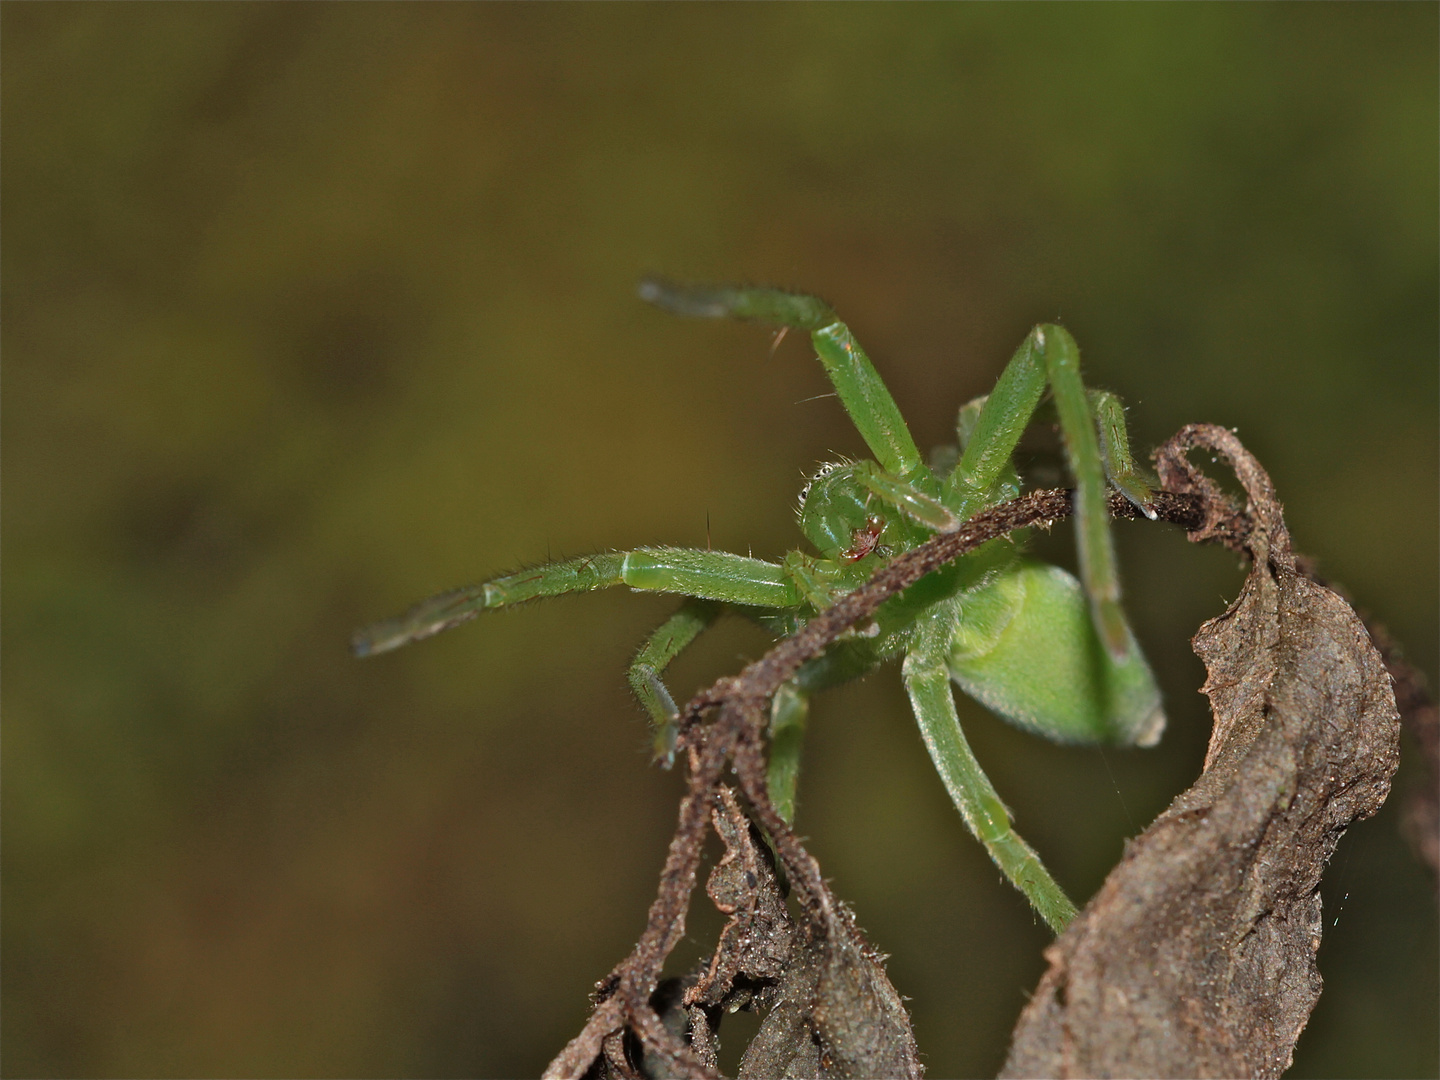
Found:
797,461 -> 871,559
796,460 -> 847,518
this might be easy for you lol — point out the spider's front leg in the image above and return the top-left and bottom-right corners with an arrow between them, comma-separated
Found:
1044,326 -> 1150,659
357,544 -> 819,797
353,547 -> 804,657
943,324 -> 1152,661
639,279 -> 928,481
903,601 -> 1079,932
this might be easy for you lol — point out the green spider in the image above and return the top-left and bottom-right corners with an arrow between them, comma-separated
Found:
354,281 -> 1164,931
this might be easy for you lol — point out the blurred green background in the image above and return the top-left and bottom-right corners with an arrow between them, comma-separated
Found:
4,5 -> 1436,1077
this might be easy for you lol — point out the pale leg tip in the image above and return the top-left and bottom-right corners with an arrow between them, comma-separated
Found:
1131,705 -> 1166,748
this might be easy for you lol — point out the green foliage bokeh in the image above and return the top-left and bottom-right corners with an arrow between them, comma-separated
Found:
4,6 -> 1435,1077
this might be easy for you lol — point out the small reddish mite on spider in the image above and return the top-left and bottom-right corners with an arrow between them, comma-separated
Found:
842,517 -> 886,562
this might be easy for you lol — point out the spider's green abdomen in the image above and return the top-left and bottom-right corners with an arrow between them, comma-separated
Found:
949,562 -> 1164,747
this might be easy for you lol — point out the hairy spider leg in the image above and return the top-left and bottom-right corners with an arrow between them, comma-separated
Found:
847,461 -> 958,532
351,548 -> 801,657
903,600 -> 1080,932
629,598 -> 721,764
942,325 -> 1144,661
942,334 -> 1047,516
1044,326 -> 1131,659
357,544 -> 837,798
623,582 -> 819,821
806,320 -> 927,478
953,387 -> 1154,523
1088,388 -> 1157,518
639,280 -> 927,480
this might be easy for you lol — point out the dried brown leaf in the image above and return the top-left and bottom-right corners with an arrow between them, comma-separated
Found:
1002,425 -> 1401,1079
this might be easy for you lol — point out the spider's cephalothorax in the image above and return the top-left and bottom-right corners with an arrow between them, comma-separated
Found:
355,281 -> 1165,932
797,460 -> 935,564
798,461 -> 873,558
